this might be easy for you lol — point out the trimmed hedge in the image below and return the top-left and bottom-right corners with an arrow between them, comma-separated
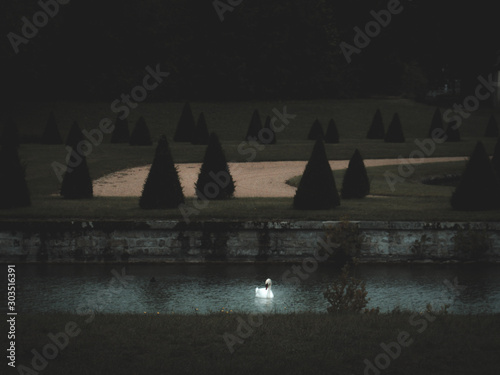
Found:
293,140 -> 340,209
110,115 -> 130,144
384,113 -> 405,143
341,149 -> 370,199
428,107 -> 443,138
129,116 -> 152,145
195,132 -> 235,200
41,111 -> 63,144
173,102 -> 196,142
245,109 -> 263,142
0,146 -> 30,208
485,115 -> 498,137
191,112 -> 210,145
140,135 -> 184,209
450,141 -> 500,210
307,119 -> 324,140
324,119 -> 339,144
366,109 -> 384,139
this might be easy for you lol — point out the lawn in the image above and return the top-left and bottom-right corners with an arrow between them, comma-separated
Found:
12,312 -> 500,375
3,98 -> 500,221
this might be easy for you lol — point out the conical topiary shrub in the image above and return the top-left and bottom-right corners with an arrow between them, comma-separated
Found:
484,115 -> 498,138
341,149 -> 370,199
191,112 -> 210,145
41,111 -> 63,144
293,140 -> 340,209
65,121 -> 84,149
367,109 -> 385,139
428,107 -> 443,138
0,116 -> 20,148
129,117 -> 152,145
195,132 -> 235,200
245,109 -> 262,142
262,115 -> 276,144
173,102 -> 196,142
384,113 -> 405,143
491,137 -> 500,178
0,146 -> 30,208
307,119 -> 324,140
60,150 -> 93,199
139,135 -> 184,209
324,119 -> 339,144
110,115 -> 129,143
445,121 -> 460,142
451,141 -> 500,210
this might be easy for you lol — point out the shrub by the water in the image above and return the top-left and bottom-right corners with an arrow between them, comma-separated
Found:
307,119 -> 324,140
445,121 -> 461,142
450,141 -> 500,210
366,109 -> 384,139
0,116 -> 19,148
110,115 -> 129,143
65,121 -> 84,149
341,149 -> 370,199
384,113 -> 405,143
195,132 -> 235,200
262,115 -> 276,144
0,146 -> 30,208
129,117 -> 152,145
484,115 -> 498,137
428,107 -> 443,138
41,111 -> 63,144
191,112 -> 210,145
245,109 -> 263,142
139,135 -> 184,209
323,264 -> 369,314
293,140 -> 340,210
60,150 -> 93,199
324,119 -> 339,144
173,102 -> 196,142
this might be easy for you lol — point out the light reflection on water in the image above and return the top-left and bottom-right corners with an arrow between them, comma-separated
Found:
2,263 -> 500,314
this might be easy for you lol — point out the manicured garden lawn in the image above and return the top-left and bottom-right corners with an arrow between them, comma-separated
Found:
3,98 -> 500,221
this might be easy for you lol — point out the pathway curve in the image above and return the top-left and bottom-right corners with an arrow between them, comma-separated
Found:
93,157 -> 466,198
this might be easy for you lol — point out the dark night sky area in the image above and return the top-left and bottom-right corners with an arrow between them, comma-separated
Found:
0,0 -> 498,103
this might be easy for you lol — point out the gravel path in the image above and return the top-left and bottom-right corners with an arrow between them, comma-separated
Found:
93,157 -> 465,198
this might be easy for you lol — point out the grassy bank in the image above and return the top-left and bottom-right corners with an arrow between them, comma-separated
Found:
11,312 -> 500,375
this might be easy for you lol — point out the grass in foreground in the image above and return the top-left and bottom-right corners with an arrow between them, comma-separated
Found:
13,312 -> 500,375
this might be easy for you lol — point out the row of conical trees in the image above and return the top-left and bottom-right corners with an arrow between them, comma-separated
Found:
365,108 -> 499,143
2,105 -> 497,147
2,131 -> 500,211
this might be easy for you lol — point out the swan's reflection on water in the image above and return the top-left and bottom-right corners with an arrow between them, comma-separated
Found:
254,296 -> 275,313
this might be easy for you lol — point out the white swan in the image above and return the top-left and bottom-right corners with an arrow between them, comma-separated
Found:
255,278 -> 274,299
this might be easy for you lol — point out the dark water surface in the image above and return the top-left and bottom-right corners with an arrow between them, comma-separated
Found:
2,263 -> 500,314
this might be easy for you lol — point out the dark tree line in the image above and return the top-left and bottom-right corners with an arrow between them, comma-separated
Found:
1,0 -> 498,102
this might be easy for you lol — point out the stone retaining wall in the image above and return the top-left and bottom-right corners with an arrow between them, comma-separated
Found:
0,221 -> 499,263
